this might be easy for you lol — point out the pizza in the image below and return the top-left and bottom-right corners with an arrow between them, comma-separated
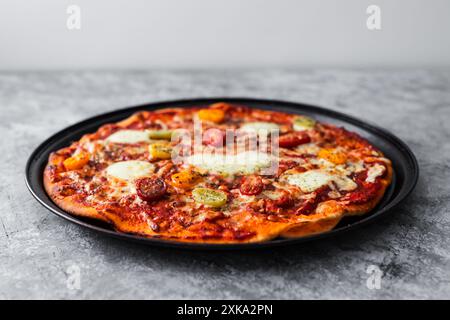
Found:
44,102 -> 392,243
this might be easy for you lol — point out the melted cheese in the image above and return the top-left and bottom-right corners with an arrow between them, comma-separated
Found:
262,190 -> 284,200
106,160 -> 154,181
366,164 -> 385,183
285,171 -> 332,192
106,130 -> 150,144
240,122 -> 279,135
185,151 -> 272,175
341,161 -> 365,173
310,157 -> 335,168
295,143 -> 320,155
108,182 -> 137,199
284,170 -> 357,193
332,175 -> 358,191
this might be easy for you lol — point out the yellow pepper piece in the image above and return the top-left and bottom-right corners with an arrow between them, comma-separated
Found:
192,188 -> 227,208
148,130 -> 173,140
197,109 -> 225,123
63,152 -> 90,171
149,143 -> 172,160
318,148 -> 347,165
171,170 -> 202,189
293,116 -> 316,131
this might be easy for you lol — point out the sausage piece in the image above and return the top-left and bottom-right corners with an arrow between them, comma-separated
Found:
135,176 -> 167,201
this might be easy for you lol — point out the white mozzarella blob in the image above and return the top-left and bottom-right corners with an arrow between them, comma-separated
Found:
285,171 -> 333,193
284,170 -> 357,193
332,175 -> 358,191
106,130 -> 150,144
366,164 -> 385,183
185,151 -> 272,175
240,122 -> 279,135
106,160 -> 154,181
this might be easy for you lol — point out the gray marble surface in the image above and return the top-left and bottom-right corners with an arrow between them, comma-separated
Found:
0,70 -> 449,299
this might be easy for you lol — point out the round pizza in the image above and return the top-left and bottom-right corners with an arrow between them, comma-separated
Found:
44,102 -> 392,243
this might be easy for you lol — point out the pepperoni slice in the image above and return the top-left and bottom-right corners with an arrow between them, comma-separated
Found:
135,177 -> 167,201
203,128 -> 225,147
240,175 -> 264,196
278,133 -> 311,148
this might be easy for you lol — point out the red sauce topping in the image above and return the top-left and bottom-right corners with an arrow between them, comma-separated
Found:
278,132 -> 311,148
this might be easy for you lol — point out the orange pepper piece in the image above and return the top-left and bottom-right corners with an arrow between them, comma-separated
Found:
197,109 -> 225,123
170,170 -> 202,189
63,152 -> 90,170
318,148 -> 347,165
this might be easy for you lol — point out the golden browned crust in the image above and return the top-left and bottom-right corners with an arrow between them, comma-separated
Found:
43,165 -> 109,223
44,161 -> 393,244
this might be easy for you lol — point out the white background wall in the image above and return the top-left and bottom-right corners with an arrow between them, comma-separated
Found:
0,0 -> 449,69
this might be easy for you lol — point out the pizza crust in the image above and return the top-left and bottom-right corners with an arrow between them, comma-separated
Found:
43,166 -> 109,222
43,161 -> 393,244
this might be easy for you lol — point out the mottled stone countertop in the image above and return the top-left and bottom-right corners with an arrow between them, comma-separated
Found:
0,70 -> 449,299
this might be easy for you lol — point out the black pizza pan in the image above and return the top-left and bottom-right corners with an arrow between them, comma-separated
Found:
25,98 -> 419,250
